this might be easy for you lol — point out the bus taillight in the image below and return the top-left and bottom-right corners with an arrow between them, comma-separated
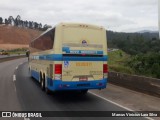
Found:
54,64 -> 62,80
55,64 -> 62,74
103,64 -> 108,79
103,64 -> 108,73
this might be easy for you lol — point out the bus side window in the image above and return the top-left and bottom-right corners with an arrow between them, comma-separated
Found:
34,28 -> 55,51
50,28 -> 55,49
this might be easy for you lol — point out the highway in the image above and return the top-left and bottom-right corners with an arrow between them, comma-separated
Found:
0,58 -> 153,120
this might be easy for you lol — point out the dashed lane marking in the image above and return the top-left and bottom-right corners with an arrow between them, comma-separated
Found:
13,74 -> 17,92
13,74 -> 16,81
16,66 -> 18,69
14,84 -> 17,92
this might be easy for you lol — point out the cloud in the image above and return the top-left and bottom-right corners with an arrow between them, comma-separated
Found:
0,0 -> 158,32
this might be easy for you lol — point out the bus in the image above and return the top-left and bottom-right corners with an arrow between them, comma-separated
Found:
29,23 -> 108,94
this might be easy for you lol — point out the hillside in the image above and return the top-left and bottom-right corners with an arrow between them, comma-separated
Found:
107,30 -> 159,42
108,50 -> 134,74
0,25 -> 42,50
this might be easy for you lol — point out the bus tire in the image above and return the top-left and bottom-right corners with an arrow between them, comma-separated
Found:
80,90 -> 88,94
40,74 -> 45,91
29,67 -> 32,78
45,88 -> 51,94
44,76 -> 51,94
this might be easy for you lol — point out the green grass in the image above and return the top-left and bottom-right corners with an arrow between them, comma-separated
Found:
108,50 -> 134,74
6,48 -> 28,55
8,51 -> 26,55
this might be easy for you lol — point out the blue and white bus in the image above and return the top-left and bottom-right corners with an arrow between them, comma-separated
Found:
29,23 -> 108,94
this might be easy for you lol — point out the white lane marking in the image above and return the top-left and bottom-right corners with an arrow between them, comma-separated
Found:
13,74 -> 16,81
89,92 -> 133,111
89,92 -> 154,120
13,74 -> 17,92
14,84 -> 17,92
16,66 -> 18,69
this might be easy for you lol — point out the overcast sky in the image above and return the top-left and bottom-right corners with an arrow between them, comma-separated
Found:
0,0 -> 158,32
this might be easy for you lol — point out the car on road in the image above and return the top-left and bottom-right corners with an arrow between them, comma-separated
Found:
0,50 -> 9,55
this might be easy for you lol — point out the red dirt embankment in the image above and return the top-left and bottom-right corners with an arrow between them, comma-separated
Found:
0,25 -> 42,50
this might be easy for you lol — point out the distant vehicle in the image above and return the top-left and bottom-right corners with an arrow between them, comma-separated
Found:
29,23 -> 108,94
0,50 -> 9,55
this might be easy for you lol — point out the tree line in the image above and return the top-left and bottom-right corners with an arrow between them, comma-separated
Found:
107,31 -> 159,55
0,15 -> 51,31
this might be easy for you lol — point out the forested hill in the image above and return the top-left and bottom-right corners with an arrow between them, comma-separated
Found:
107,30 -> 158,42
107,30 -> 159,55
107,30 -> 160,78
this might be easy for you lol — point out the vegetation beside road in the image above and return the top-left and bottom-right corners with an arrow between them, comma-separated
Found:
108,50 -> 134,74
0,48 -> 27,55
108,31 -> 160,79
7,48 -> 27,55
127,53 -> 160,78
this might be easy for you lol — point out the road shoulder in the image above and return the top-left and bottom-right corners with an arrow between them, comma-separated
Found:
91,83 -> 160,111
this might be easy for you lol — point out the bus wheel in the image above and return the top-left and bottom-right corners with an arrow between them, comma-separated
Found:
80,90 -> 88,94
45,88 -> 51,95
40,75 -> 45,91
29,67 -> 32,78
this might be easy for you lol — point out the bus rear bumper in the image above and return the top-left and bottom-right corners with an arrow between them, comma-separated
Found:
47,78 -> 107,91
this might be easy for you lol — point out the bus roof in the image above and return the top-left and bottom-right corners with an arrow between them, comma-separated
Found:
56,22 -> 105,30
30,23 -> 105,44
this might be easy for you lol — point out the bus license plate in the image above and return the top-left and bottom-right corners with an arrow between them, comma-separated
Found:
79,77 -> 88,81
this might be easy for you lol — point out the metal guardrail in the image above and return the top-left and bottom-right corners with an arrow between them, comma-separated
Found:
108,71 -> 160,98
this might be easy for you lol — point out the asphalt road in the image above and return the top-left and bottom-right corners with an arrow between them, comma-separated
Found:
0,58 -> 149,120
